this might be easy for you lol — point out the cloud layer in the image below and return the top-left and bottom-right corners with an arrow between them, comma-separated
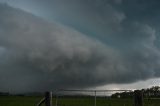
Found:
0,2 -> 160,93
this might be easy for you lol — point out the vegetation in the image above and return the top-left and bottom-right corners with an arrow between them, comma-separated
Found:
0,86 -> 160,106
0,96 -> 42,106
55,97 -> 135,106
0,96 -> 160,106
111,86 -> 160,98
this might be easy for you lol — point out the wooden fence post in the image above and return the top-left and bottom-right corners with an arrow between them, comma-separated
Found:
94,91 -> 96,106
45,91 -> 52,106
134,90 -> 143,106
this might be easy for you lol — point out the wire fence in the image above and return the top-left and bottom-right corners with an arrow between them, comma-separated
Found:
37,89 -> 160,106
37,90 -> 135,106
53,89 -> 134,106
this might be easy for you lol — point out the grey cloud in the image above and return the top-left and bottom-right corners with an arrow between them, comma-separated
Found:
0,4 -> 120,92
0,3 -> 160,93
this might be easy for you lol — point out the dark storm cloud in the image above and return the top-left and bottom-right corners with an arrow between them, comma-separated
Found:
0,0 -> 160,93
0,3 -> 121,92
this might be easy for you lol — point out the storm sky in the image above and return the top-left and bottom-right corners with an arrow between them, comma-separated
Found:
0,0 -> 160,93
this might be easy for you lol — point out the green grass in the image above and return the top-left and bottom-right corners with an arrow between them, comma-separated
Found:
0,96 -> 42,106
0,96 -> 160,106
56,97 -> 133,106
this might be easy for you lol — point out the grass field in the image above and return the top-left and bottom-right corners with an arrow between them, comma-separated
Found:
0,96 -> 160,106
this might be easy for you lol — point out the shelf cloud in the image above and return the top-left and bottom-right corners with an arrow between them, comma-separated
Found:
0,1 -> 160,92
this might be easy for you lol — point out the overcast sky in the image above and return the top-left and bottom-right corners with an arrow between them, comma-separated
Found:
0,0 -> 160,93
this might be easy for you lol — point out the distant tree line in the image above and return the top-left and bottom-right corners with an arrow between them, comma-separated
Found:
111,86 -> 160,98
0,92 -> 44,96
0,92 -> 10,96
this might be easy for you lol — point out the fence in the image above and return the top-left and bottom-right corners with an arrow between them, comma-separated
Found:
37,89 -> 145,106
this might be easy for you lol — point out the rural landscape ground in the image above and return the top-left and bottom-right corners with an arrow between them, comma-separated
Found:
0,96 -> 160,106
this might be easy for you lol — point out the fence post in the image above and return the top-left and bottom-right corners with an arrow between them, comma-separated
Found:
55,95 -> 58,106
134,90 -> 143,106
95,91 -> 96,106
45,91 -> 52,106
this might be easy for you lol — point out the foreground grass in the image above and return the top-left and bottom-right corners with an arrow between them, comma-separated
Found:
56,97 -> 133,106
0,96 -> 42,106
0,96 -> 160,106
